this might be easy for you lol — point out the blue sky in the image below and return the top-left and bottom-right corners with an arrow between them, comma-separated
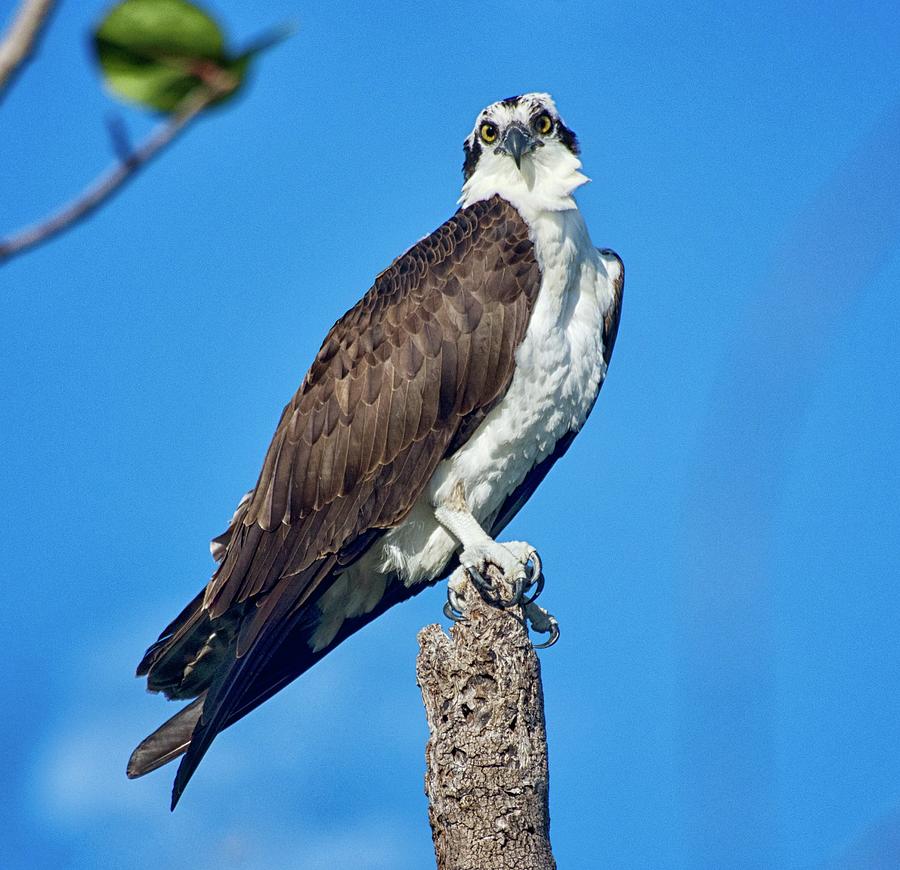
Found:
2,1 -> 899,868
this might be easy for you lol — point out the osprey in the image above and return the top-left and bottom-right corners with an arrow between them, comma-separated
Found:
128,92 -> 623,808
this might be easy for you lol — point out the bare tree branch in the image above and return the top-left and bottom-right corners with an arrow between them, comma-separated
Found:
0,82 -> 228,266
0,0 -> 56,100
417,569 -> 556,870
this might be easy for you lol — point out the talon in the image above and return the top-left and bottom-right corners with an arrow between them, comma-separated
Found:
465,564 -> 504,607
443,599 -> 466,623
492,579 -> 525,610
523,571 -> 544,606
513,576 -> 526,603
460,542 -> 543,610
519,549 -> 540,583
533,621 -> 560,649
523,600 -> 560,649
464,563 -> 489,592
467,569 -> 525,609
445,580 -> 468,622
520,549 -> 543,604
506,576 -> 527,608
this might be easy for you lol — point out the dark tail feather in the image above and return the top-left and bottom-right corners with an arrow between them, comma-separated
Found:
150,565 -> 443,809
136,589 -> 207,679
127,694 -> 206,779
170,564 -> 331,810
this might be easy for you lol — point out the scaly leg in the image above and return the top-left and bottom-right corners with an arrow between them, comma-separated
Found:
435,482 -> 542,609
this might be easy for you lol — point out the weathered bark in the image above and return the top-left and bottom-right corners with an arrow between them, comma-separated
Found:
417,570 -> 556,870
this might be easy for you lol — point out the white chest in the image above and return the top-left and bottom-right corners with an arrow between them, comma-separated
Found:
310,205 -> 616,648
431,208 -> 611,515
379,206 -> 616,584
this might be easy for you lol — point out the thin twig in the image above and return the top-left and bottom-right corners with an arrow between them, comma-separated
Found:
0,0 -> 56,100
0,84 -> 224,266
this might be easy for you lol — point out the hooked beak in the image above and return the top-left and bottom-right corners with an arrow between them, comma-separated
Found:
498,124 -> 539,171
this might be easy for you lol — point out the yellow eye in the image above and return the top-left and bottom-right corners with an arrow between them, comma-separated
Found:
480,122 -> 498,144
535,113 -> 553,135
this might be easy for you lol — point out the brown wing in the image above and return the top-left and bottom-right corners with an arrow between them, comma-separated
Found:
202,195 -> 541,639
156,195 -> 541,807
597,248 -> 624,367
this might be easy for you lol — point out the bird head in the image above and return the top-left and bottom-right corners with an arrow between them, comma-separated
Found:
460,93 -> 588,216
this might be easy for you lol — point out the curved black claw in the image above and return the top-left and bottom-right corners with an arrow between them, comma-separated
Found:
465,564 -> 526,609
522,570 -> 544,606
523,598 -> 559,649
443,599 -> 466,623
444,579 -> 468,622
502,577 -> 527,610
465,564 -> 499,604
532,621 -> 560,649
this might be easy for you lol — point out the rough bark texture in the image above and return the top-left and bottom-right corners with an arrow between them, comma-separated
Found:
417,570 -> 556,870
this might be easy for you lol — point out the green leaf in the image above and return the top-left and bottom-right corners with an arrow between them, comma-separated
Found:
94,0 -> 243,113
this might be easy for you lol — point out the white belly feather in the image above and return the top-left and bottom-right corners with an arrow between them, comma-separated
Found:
310,206 -> 617,650
386,206 -> 614,582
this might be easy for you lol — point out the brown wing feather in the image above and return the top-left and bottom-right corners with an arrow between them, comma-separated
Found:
136,230 -> 619,805
155,197 -> 541,806
598,248 -> 624,366
201,195 -> 541,621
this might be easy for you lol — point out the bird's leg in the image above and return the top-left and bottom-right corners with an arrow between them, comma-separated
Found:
435,482 -> 543,610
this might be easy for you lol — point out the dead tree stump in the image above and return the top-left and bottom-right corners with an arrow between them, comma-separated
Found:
416,569 -> 556,870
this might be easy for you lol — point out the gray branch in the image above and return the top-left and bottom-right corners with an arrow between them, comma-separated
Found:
0,83 -> 227,266
417,569 -> 556,870
0,0 -> 55,100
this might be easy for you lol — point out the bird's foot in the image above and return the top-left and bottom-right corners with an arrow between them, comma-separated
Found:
444,555 -> 559,649
459,540 -> 542,609
523,600 -> 560,649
